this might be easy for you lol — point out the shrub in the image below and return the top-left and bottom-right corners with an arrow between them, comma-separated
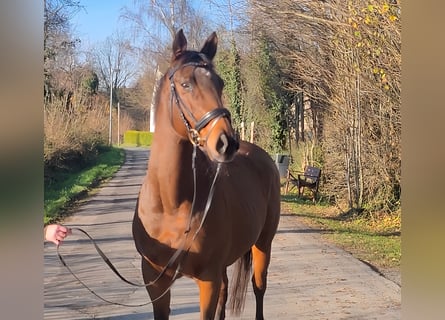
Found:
123,130 -> 153,146
44,98 -> 108,178
138,131 -> 153,146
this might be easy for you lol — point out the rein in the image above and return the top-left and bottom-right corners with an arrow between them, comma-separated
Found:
56,145 -> 222,307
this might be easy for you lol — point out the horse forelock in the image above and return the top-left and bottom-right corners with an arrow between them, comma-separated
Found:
158,50 -> 217,106
170,50 -> 223,98
174,51 -> 214,70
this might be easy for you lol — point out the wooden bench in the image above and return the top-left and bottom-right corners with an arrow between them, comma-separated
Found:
285,166 -> 321,203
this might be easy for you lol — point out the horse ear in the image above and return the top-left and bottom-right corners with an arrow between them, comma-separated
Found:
200,32 -> 218,61
172,29 -> 187,61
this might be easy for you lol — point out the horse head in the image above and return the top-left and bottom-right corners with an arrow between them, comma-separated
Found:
167,29 -> 239,163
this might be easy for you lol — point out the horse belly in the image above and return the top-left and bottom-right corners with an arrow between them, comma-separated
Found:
216,198 -> 268,266
219,156 -> 280,263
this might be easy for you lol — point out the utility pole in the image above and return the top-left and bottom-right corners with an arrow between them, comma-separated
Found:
117,101 -> 120,146
108,69 -> 113,145
149,66 -> 163,132
108,68 -> 119,145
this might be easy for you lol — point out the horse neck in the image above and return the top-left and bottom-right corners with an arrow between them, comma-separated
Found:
149,127 -> 193,191
147,88 -> 202,209
150,138 -> 217,217
147,84 -> 216,212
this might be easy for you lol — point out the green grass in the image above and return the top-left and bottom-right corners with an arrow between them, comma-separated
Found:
281,193 -> 401,271
44,147 -> 125,224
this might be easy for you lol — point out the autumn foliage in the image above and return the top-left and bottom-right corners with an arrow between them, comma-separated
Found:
249,0 -> 401,213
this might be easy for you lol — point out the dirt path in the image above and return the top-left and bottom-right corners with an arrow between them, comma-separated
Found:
44,148 -> 401,319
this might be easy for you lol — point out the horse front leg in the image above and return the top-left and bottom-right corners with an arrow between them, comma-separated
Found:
141,258 -> 172,320
197,276 -> 222,320
215,268 -> 228,320
251,244 -> 272,320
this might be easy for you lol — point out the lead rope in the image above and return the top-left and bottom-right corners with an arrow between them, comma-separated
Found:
55,144 -> 221,307
56,234 -> 177,307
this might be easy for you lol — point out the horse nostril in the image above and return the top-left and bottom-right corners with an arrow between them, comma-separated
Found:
216,134 -> 239,156
217,133 -> 229,155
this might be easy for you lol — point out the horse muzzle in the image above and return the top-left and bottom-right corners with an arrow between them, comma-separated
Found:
213,132 -> 239,163
192,108 -> 239,163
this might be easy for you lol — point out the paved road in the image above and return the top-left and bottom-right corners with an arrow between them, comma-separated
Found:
44,148 -> 401,319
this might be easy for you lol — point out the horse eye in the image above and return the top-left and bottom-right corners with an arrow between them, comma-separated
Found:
181,82 -> 191,90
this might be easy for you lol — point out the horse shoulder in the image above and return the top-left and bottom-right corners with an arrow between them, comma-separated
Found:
235,141 -> 279,182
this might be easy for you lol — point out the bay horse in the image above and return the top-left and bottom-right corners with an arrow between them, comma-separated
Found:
132,29 -> 281,320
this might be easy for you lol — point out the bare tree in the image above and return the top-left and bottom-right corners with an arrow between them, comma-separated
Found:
92,32 -> 139,102
122,0 -> 208,59
44,0 -> 81,63
44,0 -> 82,105
249,0 -> 401,212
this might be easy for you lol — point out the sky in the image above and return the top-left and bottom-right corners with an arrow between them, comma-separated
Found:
71,0 -> 134,50
70,0 -> 238,52
71,1 -> 216,46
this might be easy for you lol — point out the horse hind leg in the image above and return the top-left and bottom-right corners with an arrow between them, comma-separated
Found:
251,244 -> 272,320
141,258 -> 171,320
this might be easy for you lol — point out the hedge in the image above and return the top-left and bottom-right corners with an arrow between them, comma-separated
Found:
123,130 -> 153,147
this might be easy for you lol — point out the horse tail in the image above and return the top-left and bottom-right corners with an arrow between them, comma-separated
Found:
229,249 -> 252,316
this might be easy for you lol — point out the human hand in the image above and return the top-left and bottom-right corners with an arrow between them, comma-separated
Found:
44,224 -> 72,246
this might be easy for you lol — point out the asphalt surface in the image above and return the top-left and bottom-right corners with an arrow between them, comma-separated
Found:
44,147 -> 401,319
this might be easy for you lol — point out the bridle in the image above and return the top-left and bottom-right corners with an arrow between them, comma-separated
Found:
168,60 -> 232,146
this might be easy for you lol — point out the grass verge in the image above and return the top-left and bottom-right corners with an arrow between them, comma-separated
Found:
281,193 -> 401,274
44,147 -> 125,224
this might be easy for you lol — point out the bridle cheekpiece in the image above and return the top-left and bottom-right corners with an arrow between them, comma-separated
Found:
168,61 -> 231,146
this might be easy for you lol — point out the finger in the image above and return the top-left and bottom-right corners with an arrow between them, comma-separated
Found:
57,225 -> 68,233
58,226 -> 72,236
56,231 -> 66,239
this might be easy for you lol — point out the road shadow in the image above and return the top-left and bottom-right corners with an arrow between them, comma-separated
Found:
276,228 -> 333,234
96,312 -> 152,320
94,305 -> 200,319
